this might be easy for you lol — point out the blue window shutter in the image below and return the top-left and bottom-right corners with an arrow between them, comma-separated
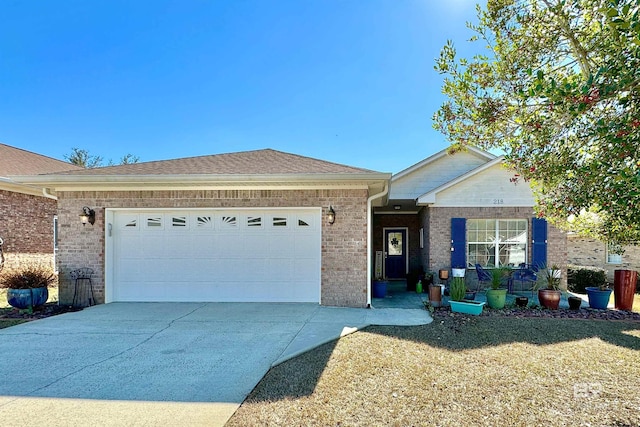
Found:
532,217 -> 548,268
451,218 -> 466,268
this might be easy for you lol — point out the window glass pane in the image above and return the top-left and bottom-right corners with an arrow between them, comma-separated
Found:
247,216 -> 262,227
221,216 -> 237,228
388,232 -> 403,256
468,243 -> 495,267
172,217 -> 187,227
147,217 -> 162,227
469,219 -> 527,268
607,242 -> 623,264
499,243 -> 526,267
197,216 -> 212,228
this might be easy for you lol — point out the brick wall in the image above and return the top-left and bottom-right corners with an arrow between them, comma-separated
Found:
56,189 -> 369,307
0,190 -> 56,274
425,207 -> 567,289
567,235 -> 640,282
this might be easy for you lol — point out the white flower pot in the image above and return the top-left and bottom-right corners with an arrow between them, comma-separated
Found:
452,268 -> 466,278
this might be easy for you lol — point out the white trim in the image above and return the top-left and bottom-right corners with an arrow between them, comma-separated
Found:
367,182 -> 389,307
382,227 -> 409,279
15,172 -> 390,185
32,183 -> 376,192
0,177 -> 51,198
106,207 -> 323,213
53,215 -> 59,273
105,210 -> 115,303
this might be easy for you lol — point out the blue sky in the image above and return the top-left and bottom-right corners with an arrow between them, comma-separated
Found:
1,0 -> 482,174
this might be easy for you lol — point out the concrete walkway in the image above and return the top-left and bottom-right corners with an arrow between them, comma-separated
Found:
0,302 -> 431,426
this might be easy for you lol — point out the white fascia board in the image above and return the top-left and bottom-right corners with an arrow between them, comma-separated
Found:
14,173 -> 391,192
416,156 -> 505,205
392,146 -> 496,181
0,177 -> 50,198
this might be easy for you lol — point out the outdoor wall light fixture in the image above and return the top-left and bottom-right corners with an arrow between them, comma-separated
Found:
80,206 -> 95,226
327,206 -> 336,225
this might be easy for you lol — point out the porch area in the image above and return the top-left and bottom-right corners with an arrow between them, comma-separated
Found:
371,279 -> 582,310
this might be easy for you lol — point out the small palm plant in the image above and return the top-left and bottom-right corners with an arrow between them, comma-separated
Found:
489,266 -> 510,290
536,264 -> 562,291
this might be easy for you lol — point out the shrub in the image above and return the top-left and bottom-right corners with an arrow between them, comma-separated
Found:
0,263 -> 57,289
567,266 -> 606,293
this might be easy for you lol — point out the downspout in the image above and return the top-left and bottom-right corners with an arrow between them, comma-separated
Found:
366,182 -> 389,308
42,187 -> 57,200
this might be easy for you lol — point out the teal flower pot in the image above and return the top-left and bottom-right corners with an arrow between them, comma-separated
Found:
450,300 -> 485,316
7,287 -> 49,309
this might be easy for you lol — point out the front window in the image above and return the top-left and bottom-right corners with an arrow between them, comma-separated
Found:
467,219 -> 527,268
606,242 -> 623,264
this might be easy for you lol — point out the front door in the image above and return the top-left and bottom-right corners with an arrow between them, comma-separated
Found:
384,229 -> 407,279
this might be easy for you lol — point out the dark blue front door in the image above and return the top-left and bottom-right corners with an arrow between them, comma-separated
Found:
384,229 -> 407,279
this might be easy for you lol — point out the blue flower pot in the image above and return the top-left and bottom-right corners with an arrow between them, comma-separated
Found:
585,287 -> 612,310
7,287 -> 49,309
372,280 -> 387,298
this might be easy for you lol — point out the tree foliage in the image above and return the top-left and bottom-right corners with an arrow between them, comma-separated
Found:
65,148 -> 139,168
434,0 -> 640,245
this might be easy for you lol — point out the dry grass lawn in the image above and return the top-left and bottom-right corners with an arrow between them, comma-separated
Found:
228,316 -> 640,427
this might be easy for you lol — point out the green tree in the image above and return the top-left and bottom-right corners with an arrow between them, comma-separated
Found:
65,148 -> 139,168
434,0 -> 640,245
64,148 -> 103,168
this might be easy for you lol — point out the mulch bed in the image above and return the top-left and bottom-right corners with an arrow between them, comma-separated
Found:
0,302 -> 82,320
430,304 -> 640,321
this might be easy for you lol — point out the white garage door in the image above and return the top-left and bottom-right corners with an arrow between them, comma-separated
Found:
107,208 -> 321,303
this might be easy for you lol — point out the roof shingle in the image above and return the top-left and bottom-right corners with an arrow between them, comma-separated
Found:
0,143 -> 82,176
48,149 -> 379,176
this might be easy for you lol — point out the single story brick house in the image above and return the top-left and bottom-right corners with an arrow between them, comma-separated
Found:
15,145 -> 568,307
17,149 -> 391,307
0,143 -> 82,273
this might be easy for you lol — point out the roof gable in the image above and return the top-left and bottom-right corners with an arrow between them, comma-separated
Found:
417,158 -> 535,207
390,147 -> 496,200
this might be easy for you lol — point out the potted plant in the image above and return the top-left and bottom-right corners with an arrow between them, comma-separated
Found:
428,282 -> 442,307
485,267 -> 510,309
568,296 -> 582,310
0,263 -> 56,311
585,278 -> 613,310
536,265 -> 562,310
372,275 -> 388,299
449,277 -> 485,315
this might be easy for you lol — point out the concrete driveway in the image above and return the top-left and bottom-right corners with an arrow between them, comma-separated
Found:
0,302 -> 430,426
